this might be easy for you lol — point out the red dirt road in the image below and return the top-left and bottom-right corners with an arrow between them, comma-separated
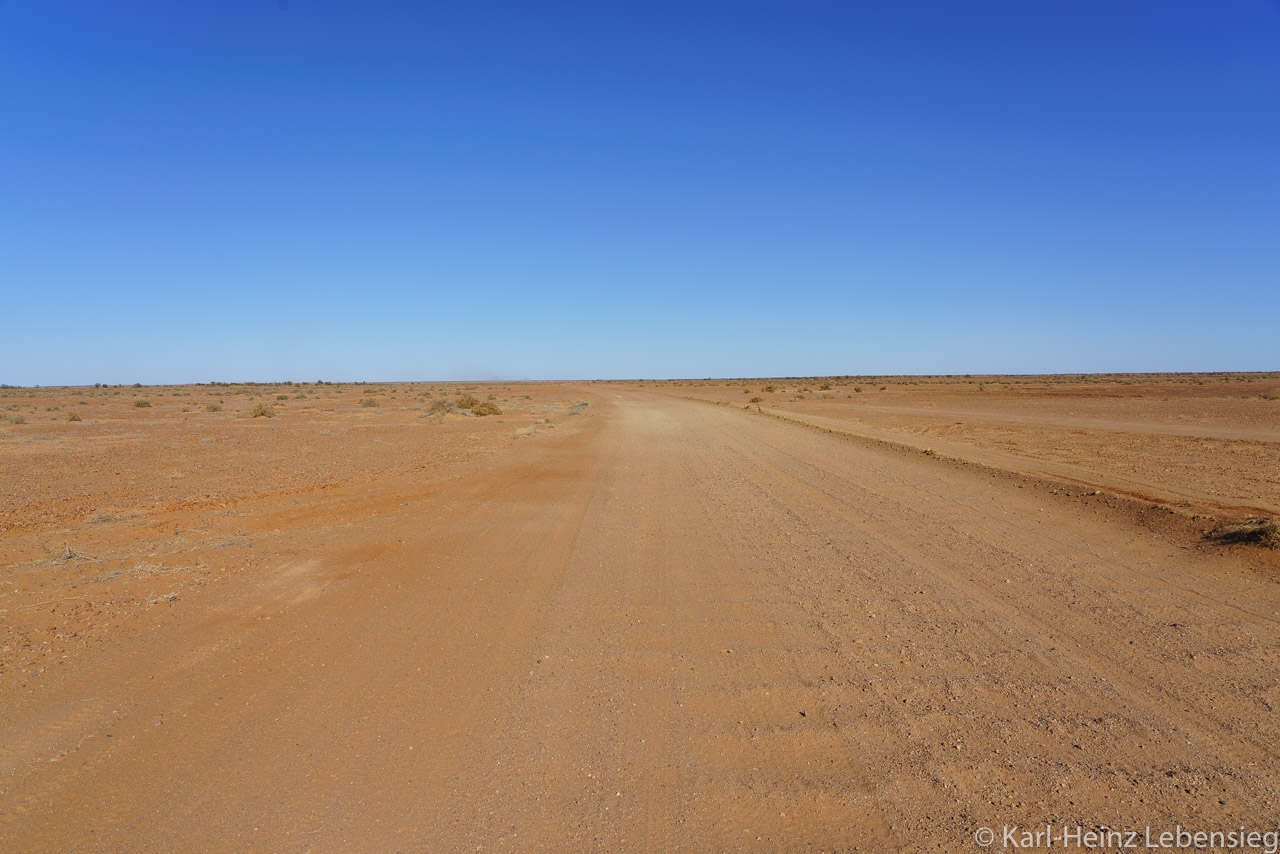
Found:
3,390 -> 1279,851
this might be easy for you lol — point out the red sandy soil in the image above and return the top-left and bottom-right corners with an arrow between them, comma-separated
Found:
2,376 -> 1278,851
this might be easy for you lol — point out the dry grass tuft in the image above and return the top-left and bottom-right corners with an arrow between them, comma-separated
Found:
251,403 -> 276,418
359,398 -> 379,407
146,589 -> 182,606
205,402 -> 223,412
1206,517 -> 1280,548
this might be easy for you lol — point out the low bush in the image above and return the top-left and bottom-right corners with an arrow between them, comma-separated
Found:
1207,518 -> 1279,548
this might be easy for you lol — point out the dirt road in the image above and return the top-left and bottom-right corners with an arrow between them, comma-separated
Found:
4,391 -> 1279,851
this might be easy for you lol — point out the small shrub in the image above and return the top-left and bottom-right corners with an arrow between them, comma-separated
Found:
276,394 -> 289,401
205,402 -> 223,412
66,411 -> 82,422
427,398 -> 455,414
763,385 -> 776,393
456,394 -> 480,410
854,386 -> 863,393
749,397 -> 763,403
11,414 -> 25,424
134,399 -> 151,408
1206,518 -> 1279,548
251,403 -> 275,418
359,398 -> 379,407
820,383 -> 831,390
472,401 -> 502,416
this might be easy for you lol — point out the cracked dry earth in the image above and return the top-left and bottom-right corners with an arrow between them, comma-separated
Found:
2,386 -> 1279,852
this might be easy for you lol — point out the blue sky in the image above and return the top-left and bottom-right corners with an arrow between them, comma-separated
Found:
2,1 -> 1277,383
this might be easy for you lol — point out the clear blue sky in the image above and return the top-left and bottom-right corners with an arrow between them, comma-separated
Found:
2,1 -> 1277,384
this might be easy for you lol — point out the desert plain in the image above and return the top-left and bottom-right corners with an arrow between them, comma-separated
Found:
2,373 -> 1279,851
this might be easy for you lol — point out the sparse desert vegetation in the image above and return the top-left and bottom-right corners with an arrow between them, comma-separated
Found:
1209,517 -> 1280,548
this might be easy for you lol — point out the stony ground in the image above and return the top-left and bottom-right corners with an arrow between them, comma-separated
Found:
2,376 -> 1278,852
